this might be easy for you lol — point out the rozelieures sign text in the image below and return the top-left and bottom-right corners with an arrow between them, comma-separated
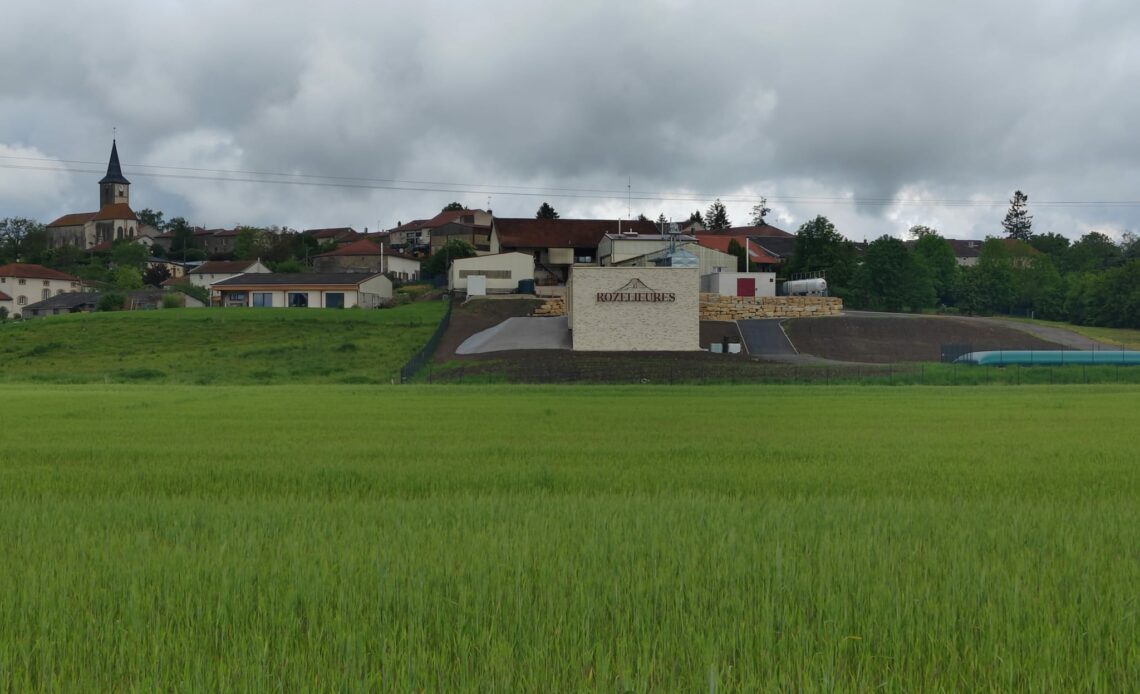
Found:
596,291 -> 676,303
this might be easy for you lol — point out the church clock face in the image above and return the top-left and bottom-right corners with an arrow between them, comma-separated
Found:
117,185 -> 124,197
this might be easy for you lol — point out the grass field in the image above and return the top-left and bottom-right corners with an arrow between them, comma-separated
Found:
1,384 -> 1137,690
0,302 -> 446,384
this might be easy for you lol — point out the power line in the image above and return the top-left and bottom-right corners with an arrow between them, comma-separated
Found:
5,155 -> 1140,209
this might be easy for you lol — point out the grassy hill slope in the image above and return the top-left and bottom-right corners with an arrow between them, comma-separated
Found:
0,302 -> 446,384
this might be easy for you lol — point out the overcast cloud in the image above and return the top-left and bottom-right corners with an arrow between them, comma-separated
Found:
3,0 -> 1140,240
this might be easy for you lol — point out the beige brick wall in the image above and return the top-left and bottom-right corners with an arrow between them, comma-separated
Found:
568,267 -> 700,351
699,294 -> 842,320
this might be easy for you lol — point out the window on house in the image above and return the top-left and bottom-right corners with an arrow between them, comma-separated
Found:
252,292 -> 273,307
42,289 -> 50,300
43,280 -> 50,286
288,292 -> 308,308
17,296 -> 27,305
326,292 -> 344,308
18,279 -> 26,285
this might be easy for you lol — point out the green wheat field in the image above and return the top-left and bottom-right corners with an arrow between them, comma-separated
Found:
1,385 -> 1137,690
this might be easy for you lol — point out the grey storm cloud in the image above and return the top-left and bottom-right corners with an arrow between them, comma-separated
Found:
4,0 -> 1140,240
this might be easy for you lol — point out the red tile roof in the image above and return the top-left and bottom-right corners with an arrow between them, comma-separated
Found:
314,239 -> 418,259
90,203 -> 138,222
391,219 -> 430,232
47,211 -> 96,227
0,263 -> 82,282
303,227 -> 358,239
696,236 -> 780,264
0,291 -> 11,301
424,209 -> 488,227
389,210 -> 488,233
696,223 -> 792,238
494,218 -> 658,249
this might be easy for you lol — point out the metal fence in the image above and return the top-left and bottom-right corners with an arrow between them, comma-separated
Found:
397,297 -> 452,383
420,356 -> 1140,386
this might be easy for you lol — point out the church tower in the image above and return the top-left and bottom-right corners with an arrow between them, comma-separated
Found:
98,140 -> 130,208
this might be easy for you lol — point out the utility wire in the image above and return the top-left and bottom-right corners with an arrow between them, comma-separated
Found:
5,155 -> 1140,208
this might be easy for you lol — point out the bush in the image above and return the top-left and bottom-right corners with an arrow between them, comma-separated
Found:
0,306 -> 7,322
161,293 -> 183,309
97,292 -> 126,312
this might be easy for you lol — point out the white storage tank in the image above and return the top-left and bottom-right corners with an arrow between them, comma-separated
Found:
782,278 -> 828,296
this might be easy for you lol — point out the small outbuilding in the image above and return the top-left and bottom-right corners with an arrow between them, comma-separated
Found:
700,271 -> 777,298
449,252 -> 535,294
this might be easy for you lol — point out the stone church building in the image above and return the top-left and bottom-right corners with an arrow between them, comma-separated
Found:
46,140 -> 141,249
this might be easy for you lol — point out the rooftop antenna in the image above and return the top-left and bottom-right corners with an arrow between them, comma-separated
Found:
627,176 -> 631,220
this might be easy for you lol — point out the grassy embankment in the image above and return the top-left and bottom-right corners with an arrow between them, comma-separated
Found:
0,301 -> 446,384
1007,317 -> 1140,350
1,385 -> 1137,690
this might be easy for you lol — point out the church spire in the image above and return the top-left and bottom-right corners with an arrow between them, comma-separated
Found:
98,139 -> 130,186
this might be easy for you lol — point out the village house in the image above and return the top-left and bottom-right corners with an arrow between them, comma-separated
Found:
45,141 -> 141,249
312,239 -> 421,280
387,209 -> 492,255
0,263 -> 85,317
210,273 -> 393,308
303,227 -> 360,246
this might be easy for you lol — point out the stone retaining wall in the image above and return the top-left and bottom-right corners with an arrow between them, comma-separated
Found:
700,294 -> 842,320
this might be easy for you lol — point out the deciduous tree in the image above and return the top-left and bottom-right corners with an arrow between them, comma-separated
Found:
136,208 -> 165,230
110,240 -> 149,270
911,233 -> 958,305
142,264 -> 171,287
787,216 -> 858,291
850,235 -> 935,312
113,266 -> 143,291
423,239 -> 476,278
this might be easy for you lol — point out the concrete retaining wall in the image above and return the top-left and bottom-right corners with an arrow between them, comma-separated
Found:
700,294 -> 842,320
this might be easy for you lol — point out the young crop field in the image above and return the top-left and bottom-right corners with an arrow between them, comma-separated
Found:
0,302 -> 445,384
1,384 -> 1137,690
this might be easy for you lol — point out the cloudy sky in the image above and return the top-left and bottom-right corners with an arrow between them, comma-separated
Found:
3,0 -> 1140,241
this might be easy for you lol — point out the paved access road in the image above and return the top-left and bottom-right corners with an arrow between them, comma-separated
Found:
737,319 -> 797,356
456,316 -> 571,354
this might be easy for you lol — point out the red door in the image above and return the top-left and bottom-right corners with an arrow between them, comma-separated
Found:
736,278 -> 755,297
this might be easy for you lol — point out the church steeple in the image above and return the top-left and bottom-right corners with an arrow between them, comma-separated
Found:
98,139 -> 130,207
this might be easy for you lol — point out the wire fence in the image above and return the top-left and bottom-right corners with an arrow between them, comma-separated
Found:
416,357 -> 1140,386
397,297 -> 452,383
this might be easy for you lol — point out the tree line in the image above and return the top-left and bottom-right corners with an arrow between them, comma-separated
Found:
784,193 -> 1139,329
